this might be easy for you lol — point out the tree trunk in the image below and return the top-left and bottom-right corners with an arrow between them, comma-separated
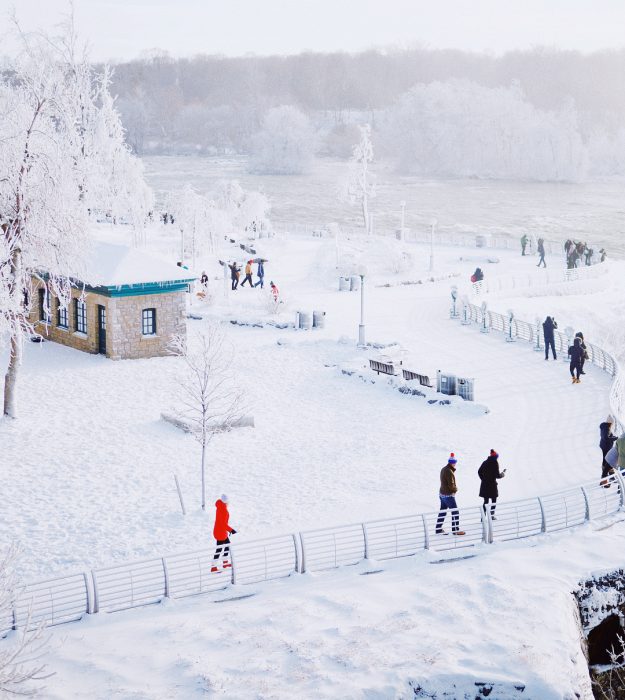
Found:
3,332 -> 22,419
200,439 -> 206,511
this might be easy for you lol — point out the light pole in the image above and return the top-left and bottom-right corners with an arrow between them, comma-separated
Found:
357,264 -> 367,347
400,200 -> 406,241
429,218 -> 437,272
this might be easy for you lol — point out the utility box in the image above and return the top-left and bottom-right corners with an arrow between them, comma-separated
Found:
437,370 -> 457,395
457,377 -> 475,401
339,277 -> 351,291
298,311 -> 311,330
312,310 -> 326,329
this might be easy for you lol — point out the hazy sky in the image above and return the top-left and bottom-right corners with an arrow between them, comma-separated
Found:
2,0 -> 625,61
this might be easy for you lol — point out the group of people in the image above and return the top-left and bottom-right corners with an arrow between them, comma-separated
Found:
541,317 -> 589,384
563,239 -> 606,269
436,450 -> 506,535
227,259 -> 279,300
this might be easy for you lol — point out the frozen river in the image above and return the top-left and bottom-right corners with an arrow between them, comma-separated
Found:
143,155 -> 625,255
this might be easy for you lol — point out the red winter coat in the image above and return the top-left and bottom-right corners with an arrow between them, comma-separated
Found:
213,499 -> 234,540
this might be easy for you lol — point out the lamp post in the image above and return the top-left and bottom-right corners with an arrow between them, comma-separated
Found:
429,218 -> 437,272
357,264 -> 367,347
450,285 -> 459,318
400,200 -> 406,241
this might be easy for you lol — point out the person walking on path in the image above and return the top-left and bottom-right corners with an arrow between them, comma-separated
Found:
270,280 -> 280,302
240,260 -> 254,288
229,263 -> 240,290
521,234 -> 528,256
575,332 -> 588,375
478,449 -> 506,519
435,453 -> 465,536
568,336 -> 584,383
600,416 -> 618,478
537,238 -> 546,267
253,259 -> 265,288
542,316 -> 558,360
211,494 -> 237,572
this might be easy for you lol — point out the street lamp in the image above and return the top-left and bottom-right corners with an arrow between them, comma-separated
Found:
357,264 -> 367,347
429,218 -> 437,272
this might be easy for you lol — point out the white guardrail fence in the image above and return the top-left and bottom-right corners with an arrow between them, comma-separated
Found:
3,256 -> 624,639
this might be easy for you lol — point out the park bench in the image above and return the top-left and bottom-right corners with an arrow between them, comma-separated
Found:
401,368 -> 433,387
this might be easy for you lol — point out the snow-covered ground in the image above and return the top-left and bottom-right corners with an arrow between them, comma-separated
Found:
2,221 -> 625,697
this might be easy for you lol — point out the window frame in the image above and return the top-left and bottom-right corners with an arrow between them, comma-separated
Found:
141,308 -> 156,336
74,298 -> 87,334
57,299 -> 69,329
38,288 -> 51,324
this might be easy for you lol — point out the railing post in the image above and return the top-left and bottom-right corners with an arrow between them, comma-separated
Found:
362,523 -> 369,559
83,572 -> 93,615
161,558 -> 170,598
292,533 -> 300,574
299,533 -> 307,574
581,486 -> 590,521
538,497 -> 547,532
230,543 -> 237,585
480,507 -> 493,544
92,570 -> 100,614
421,514 -> 430,550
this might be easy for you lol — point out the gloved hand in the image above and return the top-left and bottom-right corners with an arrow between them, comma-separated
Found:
231,529 -> 237,535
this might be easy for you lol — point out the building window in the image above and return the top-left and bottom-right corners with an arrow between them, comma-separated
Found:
57,300 -> 68,329
38,288 -> 50,323
74,298 -> 87,334
142,308 -> 156,335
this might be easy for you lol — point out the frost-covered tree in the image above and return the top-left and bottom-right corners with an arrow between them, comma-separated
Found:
169,328 -> 243,511
0,545 -> 49,696
343,124 -> 376,234
248,106 -> 315,175
0,22 -> 152,418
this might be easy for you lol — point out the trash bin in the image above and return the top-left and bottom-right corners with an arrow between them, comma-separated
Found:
298,311 -> 311,330
312,310 -> 326,329
457,377 -> 475,401
350,275 -> 361,291
437,370 -> 457,395
339,277 -> 351,291
475,234 -> 487,248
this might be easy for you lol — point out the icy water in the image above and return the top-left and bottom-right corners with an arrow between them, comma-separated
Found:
142,155 -> 625,254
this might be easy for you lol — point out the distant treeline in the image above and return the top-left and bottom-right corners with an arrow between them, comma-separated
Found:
110,47 -> 625,179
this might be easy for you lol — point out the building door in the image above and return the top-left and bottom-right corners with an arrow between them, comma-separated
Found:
97,305 -> 106,355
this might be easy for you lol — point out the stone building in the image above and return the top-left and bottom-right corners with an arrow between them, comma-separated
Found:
30,242 -> 196,360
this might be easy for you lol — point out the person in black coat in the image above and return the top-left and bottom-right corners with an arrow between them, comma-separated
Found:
478,449 -> 506,518
599,416 -> 618,478
575,332 -> 588,374
542,316 -> 558,360
568,337 -> 584,383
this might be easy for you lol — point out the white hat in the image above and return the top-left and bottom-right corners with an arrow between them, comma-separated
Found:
221,493 -> 229,503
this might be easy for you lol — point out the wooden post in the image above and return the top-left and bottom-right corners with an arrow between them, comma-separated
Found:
173,474 -> 186,515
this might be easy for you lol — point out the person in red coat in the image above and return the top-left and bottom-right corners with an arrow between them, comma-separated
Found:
211,494 -> 236,572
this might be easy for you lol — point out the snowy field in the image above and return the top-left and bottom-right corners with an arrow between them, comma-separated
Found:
2,219 -> 625,698
143,155 -> 625,255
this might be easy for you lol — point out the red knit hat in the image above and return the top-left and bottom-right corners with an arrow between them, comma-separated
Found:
490,449 -> 498,458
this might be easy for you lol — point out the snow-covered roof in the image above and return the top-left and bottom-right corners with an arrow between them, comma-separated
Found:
81,242 -> 196,287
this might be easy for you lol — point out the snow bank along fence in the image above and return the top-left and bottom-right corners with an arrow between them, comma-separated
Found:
6,465 -> 625,637
468,259 -> 608,297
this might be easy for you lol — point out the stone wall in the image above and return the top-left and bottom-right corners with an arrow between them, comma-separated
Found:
107,291 -> 186,360
30,279 -> 186,360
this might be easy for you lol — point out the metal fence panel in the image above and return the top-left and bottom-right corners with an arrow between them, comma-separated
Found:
582,475 -> 622,519
93,558 -> 166,613
12,573 -> 90,630
422,506 -> 486,552
364,515 -> 426,560
231,534 -> 298,584
165,549 -> 229,599
539,487 -> 588,532
489,497 -> 543,542
300,523 -> 365,572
